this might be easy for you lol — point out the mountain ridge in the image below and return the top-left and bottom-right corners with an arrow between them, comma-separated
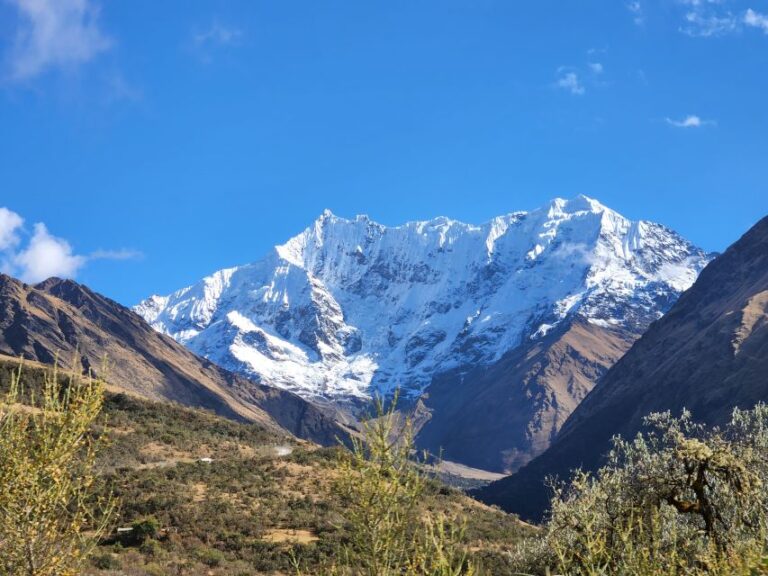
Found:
136,196 -> 711,400
0,273 -> 346,445
134,196 -> 712,472
476,213 -> 768,518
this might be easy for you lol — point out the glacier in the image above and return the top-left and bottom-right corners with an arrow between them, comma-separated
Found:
135,196 -> 712,401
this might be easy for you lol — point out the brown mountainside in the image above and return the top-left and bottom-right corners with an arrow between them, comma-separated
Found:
416,319 -> 635,473
477,214 -> 768,521
0,274 -> 346,445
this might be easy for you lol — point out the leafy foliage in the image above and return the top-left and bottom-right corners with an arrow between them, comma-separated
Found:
0,362 -> 114,576
300,395 -> 479,576
512,405 -> 768,575
0,357 -> 530,575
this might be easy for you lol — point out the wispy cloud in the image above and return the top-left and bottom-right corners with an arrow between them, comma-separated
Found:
556,71 -> 585,96
190,20 -> 245,64
0,207 -> 140,283
744,8 -> 768,32
4,0 -> 112,81
665,114 -> 716,128
588,62 -> 604,75
104,72 -> 143,104
193,22 -> 243,48
189,21 -> 244,64
673,0 -> 768,37
0,208 -> 24,251
89,248 -> 143,261
627,1 -> 645,26
680,8 -> 739,37
555,54 -> 607,97
628,0 -> 767,37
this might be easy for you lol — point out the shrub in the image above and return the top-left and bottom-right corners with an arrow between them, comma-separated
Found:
295,394 -> 479,576
0,362 -> 115,576
139,539 -> 164,558
91,552 -> 121,570
517,404 -> 768,575
196,546 -> 225,567
131,516 -> 161,544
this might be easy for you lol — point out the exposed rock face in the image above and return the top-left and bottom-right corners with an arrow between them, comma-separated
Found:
0,274 -> 345,445
477,214 -> 768,520
416,319 -> 636,472
135,196 -> 712,471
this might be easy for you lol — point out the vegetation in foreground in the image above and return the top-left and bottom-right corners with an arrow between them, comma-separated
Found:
0,358 -> 528,576
0,363 -> 114,576
293,396 -> 480,575
5,354 -> 768,575
510,406 -> 768,575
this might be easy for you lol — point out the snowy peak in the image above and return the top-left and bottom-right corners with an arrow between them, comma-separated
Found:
546,194 -> 607,217
135,197 -> 713,400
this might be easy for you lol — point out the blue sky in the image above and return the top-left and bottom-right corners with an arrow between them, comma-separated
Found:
0,0 -> 766,305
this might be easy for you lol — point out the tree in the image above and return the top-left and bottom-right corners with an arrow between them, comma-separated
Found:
519,405 -> 768,576
295,394 -> 478,576
0,362 -> 115,576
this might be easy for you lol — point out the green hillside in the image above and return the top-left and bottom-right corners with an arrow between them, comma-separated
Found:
0,357 -> 531,576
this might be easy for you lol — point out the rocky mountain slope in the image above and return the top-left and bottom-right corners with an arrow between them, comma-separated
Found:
477,214 -> 768,520
0,274 -> 345,445
416,318 -> 637,472
136,196 -> 712,471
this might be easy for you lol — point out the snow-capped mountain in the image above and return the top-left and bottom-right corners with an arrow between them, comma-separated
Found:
136,196 -> 711,403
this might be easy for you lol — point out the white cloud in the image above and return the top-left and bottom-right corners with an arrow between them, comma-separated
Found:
5,0 -> 112,81
665,114 -> 716,128
193,22 -> 243,47
556,71 -> 585,95
0,207 -> 24,251
627,1 -> 644,25
745,8 -> 768,32
628,0 -> 768,37
0,207 -> 140,283
89,248 -> 143,261
14,223 -> 86,283
678,0 -> 724,5
555,51 -> 610,97
588,62 -> 604,74
674,0 -> 768,37
680,9 -> 739,37
105,72 -> 143,103
190,21 -> 243,64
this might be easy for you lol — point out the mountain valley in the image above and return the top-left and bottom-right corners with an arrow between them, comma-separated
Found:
136,196 -> 712,471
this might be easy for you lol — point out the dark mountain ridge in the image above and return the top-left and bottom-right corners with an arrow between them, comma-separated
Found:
477,214 -> 768,521
415,318 -> 636,472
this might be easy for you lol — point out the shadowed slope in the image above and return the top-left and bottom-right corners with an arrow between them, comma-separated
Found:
416,319 -> 635,473
477,215 -> 768,521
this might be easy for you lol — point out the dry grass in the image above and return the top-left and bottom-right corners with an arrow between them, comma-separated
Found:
262,529 -> 319,545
